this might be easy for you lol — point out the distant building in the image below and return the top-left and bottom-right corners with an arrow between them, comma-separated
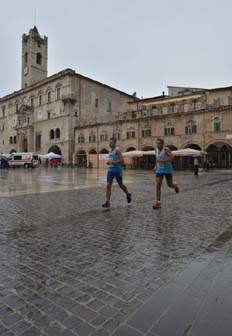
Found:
0,27 -> 136,163
76,86 -> 232,169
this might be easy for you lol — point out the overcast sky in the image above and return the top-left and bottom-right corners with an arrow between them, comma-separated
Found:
0,0 -> 232,98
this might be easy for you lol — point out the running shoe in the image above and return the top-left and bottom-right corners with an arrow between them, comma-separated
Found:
102,202 -> 110,209
174,184 -> 179,193
127,193 -> 132,203
153,201 -> 161,209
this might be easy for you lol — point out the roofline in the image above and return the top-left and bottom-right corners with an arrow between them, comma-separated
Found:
128,91 -> 207,104
167,85 -> 207,90
0,69 -> 75,102
0,68 -> 138,103
209,85 -> 232,92
75,72 -> 138,99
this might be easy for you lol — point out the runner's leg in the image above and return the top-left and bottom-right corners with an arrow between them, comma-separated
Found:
166,175 -> 179,193
156,176 -> 163,201
116,173 -> 132,203
106,182 -> 113,202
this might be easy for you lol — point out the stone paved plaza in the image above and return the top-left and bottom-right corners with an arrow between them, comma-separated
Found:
0,168 -> 232,336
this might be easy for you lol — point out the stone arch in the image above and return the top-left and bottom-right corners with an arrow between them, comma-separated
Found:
206,139 -> 232,149
206,141 -> 232,168
182,143 -> 202,150
167,145 -> 178,151
55,82 -> 62,88
141,145 -> 155,169
89,149 -> 97,154
126,146 -> 136,152
38,89 -> 44,96
76,150 -> 87,166
48,145 -> 62,155
142,145 -> 155,151
46,86 -> 53,93
99,148 -> 109,154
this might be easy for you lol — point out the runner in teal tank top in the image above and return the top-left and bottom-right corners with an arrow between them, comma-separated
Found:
102,138 -> 132,209
153,138 -> 179,209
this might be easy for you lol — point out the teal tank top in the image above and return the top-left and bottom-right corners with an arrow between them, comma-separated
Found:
108,148 -> 122,172
156,148 -> 172,174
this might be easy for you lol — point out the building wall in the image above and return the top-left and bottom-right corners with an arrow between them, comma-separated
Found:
0,70 -> 135,163
74,88 -> 232,168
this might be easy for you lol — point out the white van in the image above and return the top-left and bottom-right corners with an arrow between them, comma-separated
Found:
8,152 -> 40,168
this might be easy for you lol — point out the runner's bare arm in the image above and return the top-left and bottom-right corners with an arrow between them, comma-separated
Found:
113,149 -> 124,165
164,147 -> 174,161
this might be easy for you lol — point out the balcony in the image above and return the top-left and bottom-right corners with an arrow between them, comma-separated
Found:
62,93 -> 78,103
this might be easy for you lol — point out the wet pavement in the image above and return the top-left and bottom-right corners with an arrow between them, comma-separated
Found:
0,168 -> 232,335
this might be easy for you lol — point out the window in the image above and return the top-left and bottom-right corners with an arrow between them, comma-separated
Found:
113,132 -> 120,140
25,83 -> 27,88
164,127 -> 175,136
47,112 -> 50,119
219,97 -> 228,106
55,128 -> 60,139
213,118 -> 221,132
95,98 -> 99,108
27,117 -> 30,124
107,101 -> 112,113
37,41 -> 41,48
48,91 -> 51,103
16,104 -> 19,112
13,155 -> 22,160
152,105 -> 157,115
50,129 -> 55,139
39,95 -> 42,106
141,129 -> 151,137
185,124 -> 197,134
170,103 -> 178,113
36,53 -> 42,65
162,106 -> 168,114
24,52 -> 28,64
1,106 -> 5,117
193,100 -> 201,110
89,135 -> 96,143
9,136 -> 13,145
30,97 -> 34,107
127,130 -> 136,139
184,103 -> 188,112
78,135 -> 85,143
100,133 -> 108,141
56,87 -> 61,100
35,134 -> 41,150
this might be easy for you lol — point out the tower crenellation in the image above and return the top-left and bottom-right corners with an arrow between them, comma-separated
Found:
21,26 -> 48,89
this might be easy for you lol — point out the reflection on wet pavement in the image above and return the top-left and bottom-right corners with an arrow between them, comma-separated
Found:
0,168 -> 232,335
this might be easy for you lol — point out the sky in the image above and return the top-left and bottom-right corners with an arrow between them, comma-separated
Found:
0,0 -> 232,98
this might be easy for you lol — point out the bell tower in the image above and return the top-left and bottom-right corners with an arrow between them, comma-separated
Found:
21,26 -> 48,89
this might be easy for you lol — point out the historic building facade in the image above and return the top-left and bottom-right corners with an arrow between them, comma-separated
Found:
75,86 -> 232,168
1,27 -> 232,168
0,27 -> 136,163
